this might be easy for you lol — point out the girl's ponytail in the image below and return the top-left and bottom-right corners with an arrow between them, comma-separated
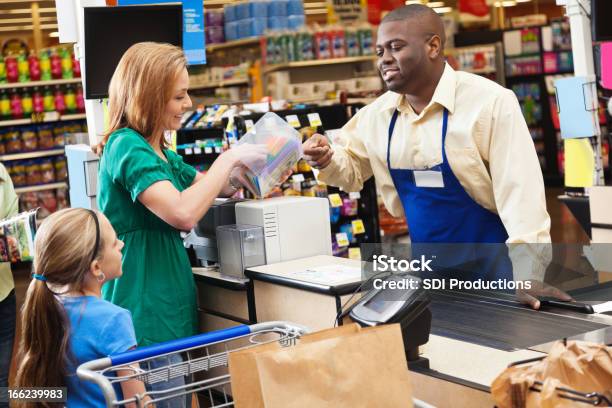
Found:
15,279 -> 71,389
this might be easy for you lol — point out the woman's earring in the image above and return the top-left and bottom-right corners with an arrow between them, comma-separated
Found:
96,272 -> 106,283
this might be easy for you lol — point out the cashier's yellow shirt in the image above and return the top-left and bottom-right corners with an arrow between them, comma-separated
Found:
318,63 -> 551,245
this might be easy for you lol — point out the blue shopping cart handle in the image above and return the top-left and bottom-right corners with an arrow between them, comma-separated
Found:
109,325 -> 251,366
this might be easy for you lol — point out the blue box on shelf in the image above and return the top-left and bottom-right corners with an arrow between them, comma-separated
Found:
224,4 -> 237,22
235,2 -> 251,20
224,21 -> 239,41
288,15 -> 305,30
268,0 -> 288,17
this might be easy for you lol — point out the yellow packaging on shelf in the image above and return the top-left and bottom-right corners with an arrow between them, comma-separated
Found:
328,193 -> 342,207
564,138 -> 594,187
352,219 -> 365,235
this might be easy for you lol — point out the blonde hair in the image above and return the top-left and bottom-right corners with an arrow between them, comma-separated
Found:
15,208 -> 106,397
99,42 -> 187,152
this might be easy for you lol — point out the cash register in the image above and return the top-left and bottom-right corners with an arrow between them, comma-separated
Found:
185,196 -> 332,276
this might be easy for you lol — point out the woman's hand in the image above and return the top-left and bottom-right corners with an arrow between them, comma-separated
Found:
225,143 -> 268,172
227,161 -> 293,198
229,165 -> 259,197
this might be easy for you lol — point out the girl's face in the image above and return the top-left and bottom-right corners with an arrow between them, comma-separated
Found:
163,67 -> 192,131
97,213 -> 124,281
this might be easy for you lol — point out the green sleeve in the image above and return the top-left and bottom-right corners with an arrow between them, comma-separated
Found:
104,129 -> 171,202
0,164 -> 18,219
165,149 -> 197,190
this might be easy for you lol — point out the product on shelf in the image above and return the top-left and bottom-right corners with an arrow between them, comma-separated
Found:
25,160 -> 42,185
0,56 -> 6,84
37,124 -> 55,149
54,157 -> 67,181
40,158 -> 56,184
223,0 -> 305,42
5,55 -> 18,83
19,192 -> 38,212
60,47 -> 73,79
53,85 -> 66,114
39,50 -> 51,81
0,47 -> 79,85
0,91 -> 10,119
340,197 -> 358,217
36,190 -> 58,219
551,19 -> 572,51
56,187 -> 68,210
205,9 -> 226,44
17,53 -> 29,83
21,90 -> 33,117
76,84 -> 85,113
64,85 -> 77,113
43,86 -> 55,112
263,24 -> 375,66
5,128 -> 22,153
28,51 -> 41,82
9,90 -> 23,119
21,126 -> 37,151
505,55 -> 542,76
32,87 -> 44,114
50,49 -> 62,80
8,162 -> 26,187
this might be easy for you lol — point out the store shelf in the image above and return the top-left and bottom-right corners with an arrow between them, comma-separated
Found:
190,78 -> 249,90
263,56 -> 377,74
0,112 -> 86,127
206,37 -> 260,52
466,67 -> 497,74
505,52 -> 541,59
506,72 -> 544,80
0,148 -> 64,161
15,181 -> 67,194
0,78 -> 82,91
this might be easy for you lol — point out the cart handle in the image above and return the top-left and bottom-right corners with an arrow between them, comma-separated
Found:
110,325 -> 250,366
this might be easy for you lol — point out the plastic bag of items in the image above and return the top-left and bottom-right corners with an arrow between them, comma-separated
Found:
492,340 -> 612,408
237,112 -> 302,198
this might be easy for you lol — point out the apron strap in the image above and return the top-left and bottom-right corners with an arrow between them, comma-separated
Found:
440,108 -> 449,164
387,110 -> 400,169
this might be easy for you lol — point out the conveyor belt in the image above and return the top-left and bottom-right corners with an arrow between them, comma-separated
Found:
429,292 -> 608,351
570,281 -> 612,302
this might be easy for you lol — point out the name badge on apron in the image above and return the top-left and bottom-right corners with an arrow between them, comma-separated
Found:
413,169 -> 444,188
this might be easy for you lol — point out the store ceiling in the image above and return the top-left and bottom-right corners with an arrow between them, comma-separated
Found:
0,0 -> 560,37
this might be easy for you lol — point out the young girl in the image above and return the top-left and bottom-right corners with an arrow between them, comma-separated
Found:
14,208 -> 146,407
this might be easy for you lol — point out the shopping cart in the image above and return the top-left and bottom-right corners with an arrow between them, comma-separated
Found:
77,321 -> 307,407
78,320 -> 435,408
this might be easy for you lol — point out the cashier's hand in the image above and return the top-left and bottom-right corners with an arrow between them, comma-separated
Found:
303,134 -> 333,169
516,280 -> 573,310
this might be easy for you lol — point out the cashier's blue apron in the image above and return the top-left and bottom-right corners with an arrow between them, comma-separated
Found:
387,109 -> 513,282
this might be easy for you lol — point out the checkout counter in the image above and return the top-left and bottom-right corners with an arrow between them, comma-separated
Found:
188,196 -> 612,407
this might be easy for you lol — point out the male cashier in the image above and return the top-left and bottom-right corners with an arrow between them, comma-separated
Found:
303,5 -> 570,308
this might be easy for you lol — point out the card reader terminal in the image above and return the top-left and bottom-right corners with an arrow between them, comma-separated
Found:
349,274 -> 432,367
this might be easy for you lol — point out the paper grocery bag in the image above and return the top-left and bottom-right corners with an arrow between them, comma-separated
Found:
229,323 -> 413,408
491,340 -> 612,408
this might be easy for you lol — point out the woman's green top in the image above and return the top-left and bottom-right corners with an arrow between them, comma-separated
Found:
98,128 -> 197,346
